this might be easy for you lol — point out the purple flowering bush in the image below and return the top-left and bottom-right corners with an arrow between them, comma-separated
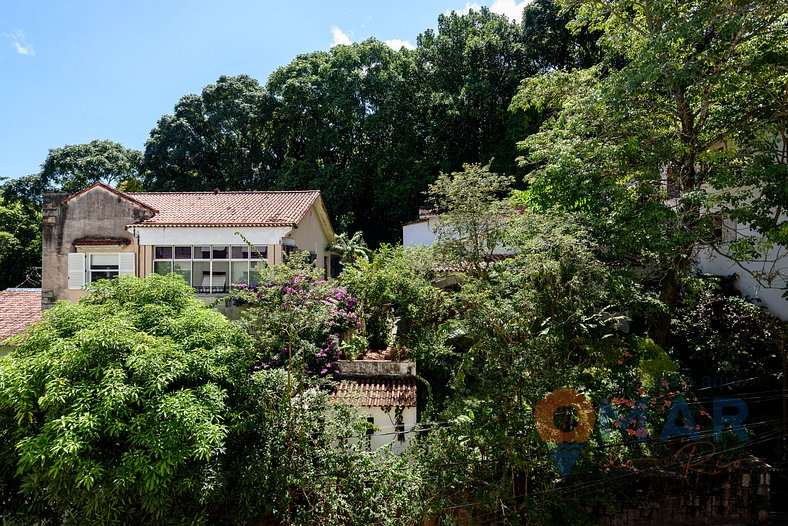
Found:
226,252 -> 365,377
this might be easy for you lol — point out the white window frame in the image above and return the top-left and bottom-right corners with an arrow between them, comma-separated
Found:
67,253 -> 134,290
152,244 -> 267,292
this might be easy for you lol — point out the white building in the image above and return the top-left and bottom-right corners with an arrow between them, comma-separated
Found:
333,359 -> 418,454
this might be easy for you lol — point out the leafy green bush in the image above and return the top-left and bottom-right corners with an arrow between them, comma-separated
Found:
0,274 -> 252,524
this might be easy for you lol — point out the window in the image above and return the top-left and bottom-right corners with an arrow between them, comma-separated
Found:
88,254 -> 119,282
283,244 -> 298,257
67,253 -> 135,290
153,244 -> 268,293
712,214 -> 738,243
366,416 -> 375,451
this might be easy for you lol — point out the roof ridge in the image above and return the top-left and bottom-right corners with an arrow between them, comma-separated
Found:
129,190 -> 321,195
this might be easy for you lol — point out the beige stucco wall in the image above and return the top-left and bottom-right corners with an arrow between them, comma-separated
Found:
42,187 -> 153,307
285,202 -> 333,274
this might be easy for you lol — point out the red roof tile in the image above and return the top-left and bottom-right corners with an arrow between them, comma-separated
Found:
128,191 -> 321,228
334,377 -> 418,407
0,289 -> 42,344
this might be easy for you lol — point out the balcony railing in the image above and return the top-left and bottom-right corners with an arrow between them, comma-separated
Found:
194,285 -> 230,294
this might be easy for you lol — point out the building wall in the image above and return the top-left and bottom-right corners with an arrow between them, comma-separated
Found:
695,212 -> 788,320
287,203 -> 332,272
42,188 -> 153,307
403,218 -> 439,247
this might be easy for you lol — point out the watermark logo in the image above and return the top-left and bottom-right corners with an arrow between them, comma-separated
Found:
535,389 -> 595,478
535,388 -> 749,478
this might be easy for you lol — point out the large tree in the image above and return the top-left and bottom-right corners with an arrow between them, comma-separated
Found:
0,198 -> 40,288
39,139 -> 143,193
416,7 -> 536,178
267,39 -> 430,244
144,75 -> 279,191
514,0 -> 788,341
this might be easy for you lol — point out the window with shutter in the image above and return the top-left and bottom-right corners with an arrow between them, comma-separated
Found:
67,253 -> 86,290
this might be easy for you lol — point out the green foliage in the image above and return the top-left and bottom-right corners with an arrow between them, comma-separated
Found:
513,0 -> 788,344
0,197 -> 41,288
417,7 -> 536,178
266,39 -> 430,243
328,231 -> 371,269
0,274 -> 252,524
226,252 -> 365,378
427,164 -> 514,277
0,273 -> 427,525
672,278 -> 786,385
342,245 -> 446,350
144,75 -> 278,192
40,139 -> 143,193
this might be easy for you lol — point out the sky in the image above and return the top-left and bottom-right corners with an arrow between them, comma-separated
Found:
0,0 -> 528,181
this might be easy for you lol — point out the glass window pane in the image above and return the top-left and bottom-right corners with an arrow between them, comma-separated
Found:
91,254 -> 118,268
154,261 -> 172,275
173,261 -> 191,284
231,261 -> 250,284
154,246 -> 172,260
251,246 -> 268,260
249,261 -> 265,284
193,261 -> 211,288
174,247 -> 191,259
212,246 -> 229,259
89,271 -> 118,282
212,262 -> 229,292
195,246 -> 211,259
231,245 -> 249,259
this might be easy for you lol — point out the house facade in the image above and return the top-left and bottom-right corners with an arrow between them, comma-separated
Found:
333,359 -> 418,454
42,183 -> 336,306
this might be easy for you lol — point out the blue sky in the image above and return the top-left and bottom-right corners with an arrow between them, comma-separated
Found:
0,0 -> 527,181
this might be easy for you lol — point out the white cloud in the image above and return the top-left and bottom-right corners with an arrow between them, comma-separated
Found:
7,30 -> 35,57
489,0 -> 531,22
445,2 -> 482,16
385,39 -> 416,51
330,26 -> 352,47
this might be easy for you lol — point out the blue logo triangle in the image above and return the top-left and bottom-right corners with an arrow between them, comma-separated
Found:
548,443 -> 584,478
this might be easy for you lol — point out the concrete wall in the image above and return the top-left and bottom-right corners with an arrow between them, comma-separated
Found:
594,462 -> 772,525
337,360 -> 417,377
42,187 -> 153,307
358,405 -> 418,454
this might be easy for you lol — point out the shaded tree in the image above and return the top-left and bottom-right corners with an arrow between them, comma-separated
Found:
267,40 -> 430,244
144,75 -> 279,191
514,0 -> 788,342
416,7 -> 536,178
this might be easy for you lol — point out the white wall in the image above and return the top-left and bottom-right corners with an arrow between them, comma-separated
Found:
132,226 -> 293,246
350,406 -> 418,454
696,246 -> 788,320
403,219 -> 439,247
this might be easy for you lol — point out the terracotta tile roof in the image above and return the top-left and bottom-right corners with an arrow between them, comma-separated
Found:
128,190 -> 321,228
334,377 -> 418,407
0,289 -> 42,344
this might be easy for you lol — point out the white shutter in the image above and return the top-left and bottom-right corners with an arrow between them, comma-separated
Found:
118,253 -> 135,276
67,253 -> 86,290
